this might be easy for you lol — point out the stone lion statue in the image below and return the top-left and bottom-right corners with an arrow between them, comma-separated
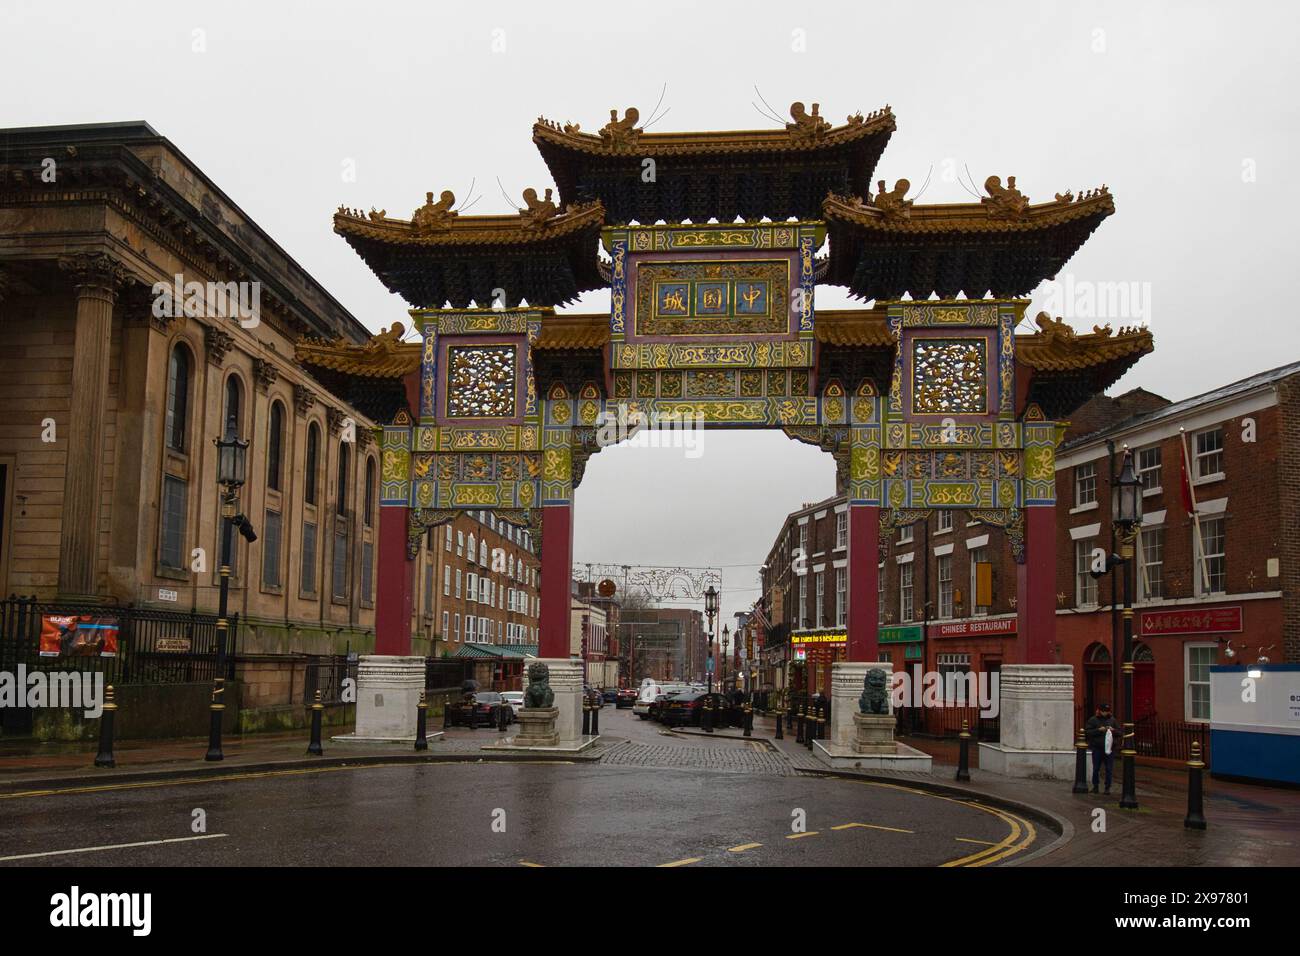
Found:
524,662 -> 554,708
859,668 -> 890,715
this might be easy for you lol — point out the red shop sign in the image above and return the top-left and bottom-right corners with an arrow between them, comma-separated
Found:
930,617 -> 1017,639
1139,606 -> 1243,637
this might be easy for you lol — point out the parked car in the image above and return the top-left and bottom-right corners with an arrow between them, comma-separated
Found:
602,687 -> 619,704
616,688 -> 637,709
501,691 -> 524,717
661,691 -> 733,728
650,688 -> 691,722
447,691 -> 512,728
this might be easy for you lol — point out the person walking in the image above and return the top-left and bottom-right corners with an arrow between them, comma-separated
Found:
1084,703 -> 1121,794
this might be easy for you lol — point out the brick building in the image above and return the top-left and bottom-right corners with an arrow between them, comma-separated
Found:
759,361 -> 1300,740
410,509 -> 540,687
574,581 -> 622,687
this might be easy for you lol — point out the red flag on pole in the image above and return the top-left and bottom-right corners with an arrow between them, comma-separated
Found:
1179,445 -> 1195,513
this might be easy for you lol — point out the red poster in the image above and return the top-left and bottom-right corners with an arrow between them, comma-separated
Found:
38,614 -> 120,658
1138,606 -> 1242,637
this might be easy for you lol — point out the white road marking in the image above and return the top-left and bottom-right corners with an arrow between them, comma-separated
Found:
0,833 -> 228,862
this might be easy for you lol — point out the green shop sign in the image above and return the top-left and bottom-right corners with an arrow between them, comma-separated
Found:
879,624 -> 924,644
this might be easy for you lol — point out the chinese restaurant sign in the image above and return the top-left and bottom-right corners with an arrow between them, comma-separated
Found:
931,617 -> 1017,638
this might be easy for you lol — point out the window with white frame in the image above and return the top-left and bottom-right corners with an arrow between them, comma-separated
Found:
442,610 -> 448,637
835,512 -> 847,549
799,522 -> 808,557
1138,526 -> 1164,602
878,563 -> 885,626
898,522 -> 913,545
1074,462 -> 1097,507
937,652 -> 972,704
937,554 -> 953,618
799,575 -> 807,628
453,613 -> 460,641
455,569 -> 462,598
835,567 -> 846,626
1137,445 -> 1162,491
899,562 -> 914,623
937,510 -> 953,533
466,616 -> 476,642
814,571 -> 825,628
445,525 -> 452,551
1194,516 -> 1226,594
443,565 -> 451,596
480,540 -> 488,566
969,546 -> 990,616
467,572 -> 478,603
1075,538 -> 1098,606
457,531 -> 464,556
1193,427 -> 1224,480
1185,643 -> 1216,721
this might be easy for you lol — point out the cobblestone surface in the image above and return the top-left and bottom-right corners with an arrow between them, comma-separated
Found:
598,739 -> 796,776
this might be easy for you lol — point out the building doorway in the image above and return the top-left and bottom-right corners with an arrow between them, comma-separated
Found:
1083,642 -> 1112,714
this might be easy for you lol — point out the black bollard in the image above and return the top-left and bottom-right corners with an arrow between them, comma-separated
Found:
307,689 -> 324,756
956,719 -> 972,782
443,695 -> 452,730
415,691 -> 429,751
703,698 -> 714,733
204,678 -> 225,762
94,684 -> 118,768
795,705 -> 805,744
743,702 -> 752,737
498,700 -> 509,732
1184,740 -> 1208,830
805,706 -> 815,751
1072,726 -> 1089,794
775,707 -> 784,740
582,699 -> 591,736
591,698 -> 600,735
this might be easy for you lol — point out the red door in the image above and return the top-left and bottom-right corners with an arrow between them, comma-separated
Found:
1134,663 -> 1155,720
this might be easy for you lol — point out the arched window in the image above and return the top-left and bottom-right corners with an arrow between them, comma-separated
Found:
224,376 -> 243,439
1086,643 -> 1112,663
165,344 -> 190,452
304,422 -> 320,505
1133,642 -> 1155,663
267,400 -> 285,492
364,457 -> 375,526
336,440 -> 350,515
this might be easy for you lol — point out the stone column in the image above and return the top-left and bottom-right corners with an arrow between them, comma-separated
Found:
57,254 -> 130,599
830,659 -> 891,749
349,654 -> 426,740
846,503 -> 880,661
978,663 -> 1075,779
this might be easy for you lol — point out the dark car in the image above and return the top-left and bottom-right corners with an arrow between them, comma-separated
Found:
602,687 -> 619,704
660,691 -> 733,728
448,691 -> 512,728
649,690 -> 688,722
615,688 -> 637,709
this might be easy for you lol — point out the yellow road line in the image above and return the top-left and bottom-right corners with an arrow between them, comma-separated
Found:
786,831 -> 819,839
519,860 -> 544,867
658,857 -> 702,867
956,837 -> 998,846
727,842 -> 763,853
831,822 -> 914,833
0,759 -> 576,801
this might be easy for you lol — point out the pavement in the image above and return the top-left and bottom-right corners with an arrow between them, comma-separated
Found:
1,707 -> 1296,867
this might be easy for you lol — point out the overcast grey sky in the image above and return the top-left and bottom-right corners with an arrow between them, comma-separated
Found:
5,0 -> 1297,624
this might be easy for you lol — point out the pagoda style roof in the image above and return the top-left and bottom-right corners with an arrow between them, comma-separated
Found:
813,309 -> 893,347
1018,313 -> 1154,418
296,321 -> 421,378
822,180 -> 1115,300
333,194 -> 607,308
533,313 -> 610,350
533,102 -> 895,224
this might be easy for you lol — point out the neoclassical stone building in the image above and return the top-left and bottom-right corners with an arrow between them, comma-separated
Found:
0,122 -> 381,654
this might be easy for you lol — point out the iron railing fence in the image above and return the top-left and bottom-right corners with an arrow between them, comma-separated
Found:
0,594 -> 237,688
303,655 -> 357,706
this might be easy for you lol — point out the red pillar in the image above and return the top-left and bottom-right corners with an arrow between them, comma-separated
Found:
1016,503 -> 1056,664
846,503 -> 880,661
538,503 -> 573,659
374,505 -> 414,655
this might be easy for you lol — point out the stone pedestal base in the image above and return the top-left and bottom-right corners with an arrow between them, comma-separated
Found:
335,655 -> 425,743
979,663 -> 1075,780
853,712 -> 897,755
831,661 -> 892,750
512,707 -> 559,747
813,740 -> 933,772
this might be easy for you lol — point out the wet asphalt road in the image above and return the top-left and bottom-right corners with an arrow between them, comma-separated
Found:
0,709 -> 1038,867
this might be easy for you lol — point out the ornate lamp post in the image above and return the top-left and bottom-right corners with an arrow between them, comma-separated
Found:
207,415 -> 251,762
721,625 -> 731,692
704,585 -> 718,694
1112,447 -> 1144,809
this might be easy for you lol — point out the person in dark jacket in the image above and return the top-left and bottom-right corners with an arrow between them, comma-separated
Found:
1084,703 -> 1121,794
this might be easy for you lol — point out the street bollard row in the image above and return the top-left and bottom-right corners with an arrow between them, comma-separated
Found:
955,719 -> 972,782
1185,740 -> 1208,830
204,678 -> 225,762
307,690 -> 324,756
415,690 -> 429,751
94,685 -> 117,768
1071,727 -> 1088,794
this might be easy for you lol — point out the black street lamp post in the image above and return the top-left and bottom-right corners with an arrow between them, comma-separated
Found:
207,414 -> 253,762
1112,447 -> 1143,810
721,624 -> 730,693
704,585 -> 718,694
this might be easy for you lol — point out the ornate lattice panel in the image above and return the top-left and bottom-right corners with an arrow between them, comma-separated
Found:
446,345 -> 516,418
911,338 -> 987,415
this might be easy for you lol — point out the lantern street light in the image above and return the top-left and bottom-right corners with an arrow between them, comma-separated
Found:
704,585 -> 718,693
722,624 -> 731,693
1112,446 -> 1143,809
206,413 -> 256,762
